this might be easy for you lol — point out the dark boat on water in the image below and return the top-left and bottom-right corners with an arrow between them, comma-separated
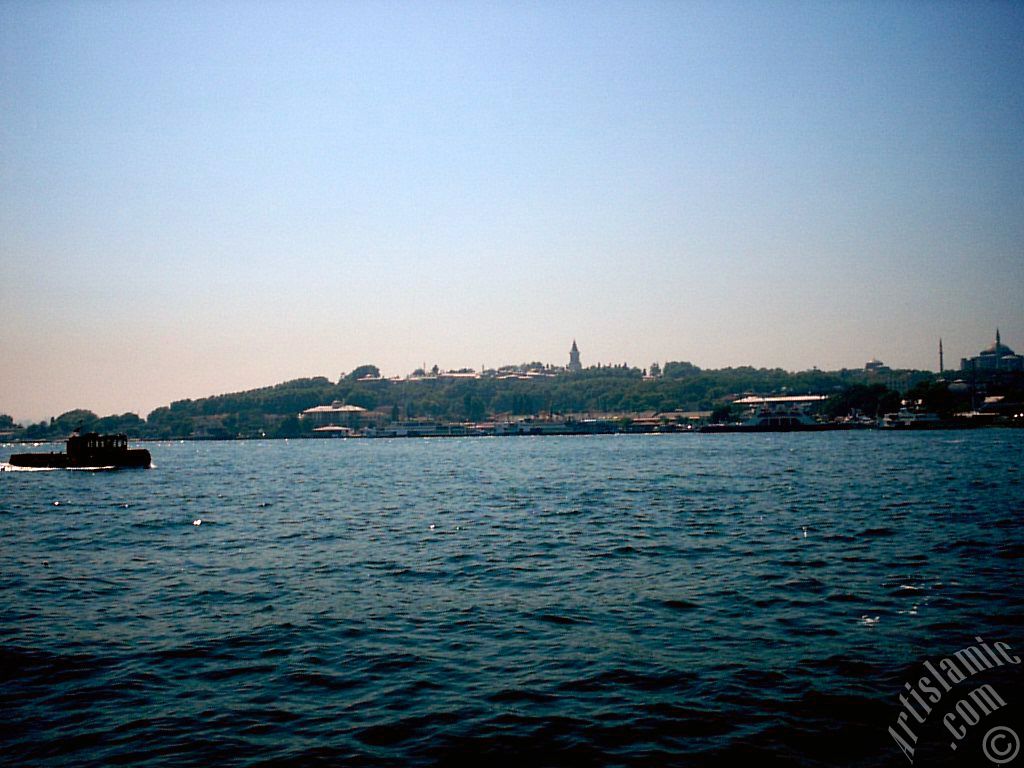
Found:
8,432 -> 151,469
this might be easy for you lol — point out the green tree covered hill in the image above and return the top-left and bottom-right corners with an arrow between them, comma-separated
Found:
4,362 -> 961,441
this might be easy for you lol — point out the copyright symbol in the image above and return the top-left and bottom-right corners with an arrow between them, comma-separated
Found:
983,726 -> 1020,765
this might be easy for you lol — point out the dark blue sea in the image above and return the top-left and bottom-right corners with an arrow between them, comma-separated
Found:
2,432 -> 1022,767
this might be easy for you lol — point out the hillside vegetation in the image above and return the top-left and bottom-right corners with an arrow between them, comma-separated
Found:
3,362 -> 953,440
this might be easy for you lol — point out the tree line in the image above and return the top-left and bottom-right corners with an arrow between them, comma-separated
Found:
1,362 -> 967,441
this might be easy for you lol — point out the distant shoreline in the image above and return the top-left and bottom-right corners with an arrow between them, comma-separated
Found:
5,422 -> 1021,448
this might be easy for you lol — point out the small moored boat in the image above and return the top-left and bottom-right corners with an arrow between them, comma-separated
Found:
879,409 -> 944,429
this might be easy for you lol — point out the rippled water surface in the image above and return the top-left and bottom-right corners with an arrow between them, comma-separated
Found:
2,432 -> 1022,766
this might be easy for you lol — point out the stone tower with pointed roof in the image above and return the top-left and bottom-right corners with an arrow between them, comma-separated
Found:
568,340 -> 582,372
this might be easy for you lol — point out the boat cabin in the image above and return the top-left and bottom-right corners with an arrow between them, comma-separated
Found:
68,433 -> 130,453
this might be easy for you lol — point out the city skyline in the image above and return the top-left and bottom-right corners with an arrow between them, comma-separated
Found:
4,330 -> 1019,425
2,1 -> 1022,422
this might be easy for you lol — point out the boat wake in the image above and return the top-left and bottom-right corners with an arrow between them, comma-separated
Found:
1,462 -> 56,472
0,462 -> 125,472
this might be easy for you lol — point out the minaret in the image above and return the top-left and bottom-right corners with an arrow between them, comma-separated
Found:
996,328 -> 1001,347
568,340 -> 582,372
939,338 -> 944,373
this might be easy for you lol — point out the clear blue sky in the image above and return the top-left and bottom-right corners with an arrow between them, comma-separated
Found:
2,0 -> 1022,421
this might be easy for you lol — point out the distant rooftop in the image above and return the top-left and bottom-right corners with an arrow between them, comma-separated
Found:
302,402 -> 367,415
733,395 -> 829,405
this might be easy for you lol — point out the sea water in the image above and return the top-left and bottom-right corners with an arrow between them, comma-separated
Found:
1,432 -> 1021,766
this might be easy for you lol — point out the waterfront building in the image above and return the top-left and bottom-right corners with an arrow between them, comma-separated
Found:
301,402 -> 368,428
568,340 -> 582,372
960,330 -> 1023,372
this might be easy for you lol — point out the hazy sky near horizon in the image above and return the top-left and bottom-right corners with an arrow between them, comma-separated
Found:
2,1 -> 1022,421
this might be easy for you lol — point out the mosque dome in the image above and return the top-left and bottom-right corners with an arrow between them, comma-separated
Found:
981,330 -> 1014,356
961,329 -> 1022,373
982,341 -> 1013,355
